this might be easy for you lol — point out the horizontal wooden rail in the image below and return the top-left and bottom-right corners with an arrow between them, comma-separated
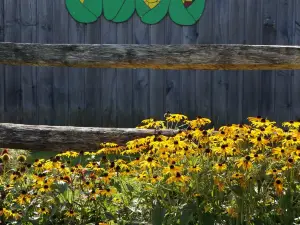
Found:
1,42 -> 300,70
0,123 -> 178,152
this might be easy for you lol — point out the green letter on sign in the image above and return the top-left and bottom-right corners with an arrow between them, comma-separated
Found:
66,0 -> 206,25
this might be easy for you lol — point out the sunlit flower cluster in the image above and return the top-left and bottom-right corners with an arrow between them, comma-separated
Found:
1,114 -> 300,224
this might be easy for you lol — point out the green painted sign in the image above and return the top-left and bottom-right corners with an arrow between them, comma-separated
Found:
66,0 -> 206,25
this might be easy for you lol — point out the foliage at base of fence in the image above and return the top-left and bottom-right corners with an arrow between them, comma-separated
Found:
1,114 -> 300,224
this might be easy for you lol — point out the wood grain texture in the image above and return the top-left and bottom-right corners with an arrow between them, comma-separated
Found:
0,123 -> 179,151
1,42 -> 300,70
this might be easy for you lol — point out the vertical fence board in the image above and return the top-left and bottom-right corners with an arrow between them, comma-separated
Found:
116,19 -> 133,128
132,14 -> 150,126
84,20 -> 102,127
227,0 -> 245,125
68,17 -> 86,126
243,0 -> 263,121
195,0 -> 214,121
181,25 -> 197,121
36,0 -> 54,125
4,0 -> 22,123
0,0 -> 4,122
100,18 -> 117,127
274,0 -> 294,123
165,18 -> 182,116
212,0 -> 229,127
293,1 -> 300,120
20,0 -> 37,125
260,0 -> 277,120
52,0 -> 69,126
149,20 -> 166,121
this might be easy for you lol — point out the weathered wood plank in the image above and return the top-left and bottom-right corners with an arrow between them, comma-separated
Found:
149,21 -> 166,121
259,0 -> 277,120
84,20 -> 102,127
36,0 -> 54,125
52,0 -> 69,125
132,14 -> 150,126
165,17 -> 182,115
242,0 -> 263,121
4,0 -> 22,123
0,123 -> 179,151
20,0 -> 38,125
181,25 -> 197,120
274,0 -> 294,122
0,0 -> 4,122
116,19 -> 133,128
195,0 -> 213,120
1,42 -> 300,70
293,0 -> 300,120
100,19 -> 117,127
212,0 -> 229,127
227,0 -> 245,125
68,15 -> 86,126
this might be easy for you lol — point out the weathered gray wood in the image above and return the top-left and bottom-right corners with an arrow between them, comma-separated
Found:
52,0 -> 69,125
36,0 -> 54,125
149,20 -> 166,121
212,0 -> 229,127
274,0 -> 294,122
2,42 -> 300,70
227,0 -> 245,125
20,0 -> 38,125
116,18 -> 133,128
242,0 -> 263,120
68,13 -> 86,126
181,25 -> 197,120
0,0 -> 4,122
293,0 -> 300,120
260,0 -> 277,120
165,17 -> 182,115
0,123 -> 179,151
132,14 -> 150,126
4,0 -> 22,123
100,19 -> 117,127
195,0 -> 213,120
84,19 -> 102,127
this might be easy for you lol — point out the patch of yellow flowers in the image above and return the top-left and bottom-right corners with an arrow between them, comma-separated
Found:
1,114 -> 300,224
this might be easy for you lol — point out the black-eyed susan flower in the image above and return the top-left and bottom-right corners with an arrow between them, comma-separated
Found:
37,207 -> 50,215
166,172 -> 190,184
98,187 -> 117,196
272,147 -> 289,158
188,165 -> 201,173
236,155 -> 252,170
1,153 -> 10,163
250,136 -> 269,149
213,163 -> 227,173
17,155 -> 27,163
274,178 -> 283,195
162,164 -> 183,175
150,175 -> 163,184
65,209 -> 77,217
250,153 -> 265,162
266,169 -> 282,177
139,156 -> 160,169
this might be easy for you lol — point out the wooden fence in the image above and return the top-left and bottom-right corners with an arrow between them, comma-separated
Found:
1,0 -> 300,129
0,42 -> 300,151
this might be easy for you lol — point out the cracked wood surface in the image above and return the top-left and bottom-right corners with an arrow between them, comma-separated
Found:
0,123 -> 179,152
0,42 -> 300,70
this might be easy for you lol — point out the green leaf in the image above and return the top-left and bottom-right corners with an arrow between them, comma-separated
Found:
152,200 -> 165,225
180,203 -> 196,225
103,0 -> 135,22
136,0 -> 171,25
66,0 -> 102,23
169,0 -> 206,25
